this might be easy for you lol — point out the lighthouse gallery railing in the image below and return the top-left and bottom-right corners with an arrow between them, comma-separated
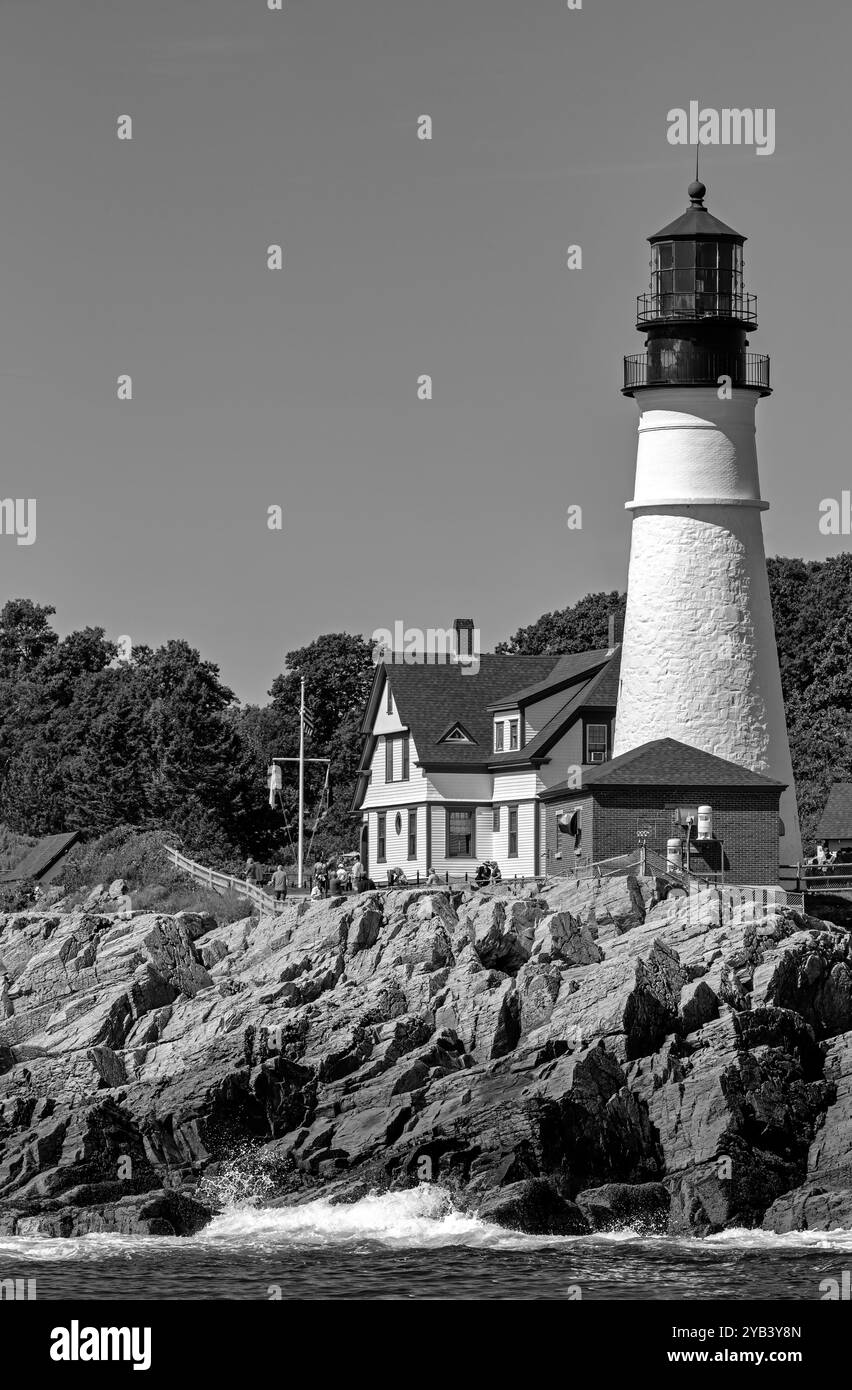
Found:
623,350 -> 770,393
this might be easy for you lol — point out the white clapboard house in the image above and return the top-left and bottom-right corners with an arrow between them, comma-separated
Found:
351,630 -> 620,882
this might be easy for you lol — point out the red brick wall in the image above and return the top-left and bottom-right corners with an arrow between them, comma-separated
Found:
587,786 -> 781,884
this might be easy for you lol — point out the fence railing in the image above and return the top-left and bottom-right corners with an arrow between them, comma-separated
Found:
781,863 -> 852,892
163,845 -> 287,915
162,846 -> 537,908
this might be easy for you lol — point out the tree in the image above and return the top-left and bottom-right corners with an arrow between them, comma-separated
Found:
0,599 -> 58,677
496,590 -> 626,655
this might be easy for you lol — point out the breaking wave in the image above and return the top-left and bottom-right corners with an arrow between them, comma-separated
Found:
3,1183 -> 852,1260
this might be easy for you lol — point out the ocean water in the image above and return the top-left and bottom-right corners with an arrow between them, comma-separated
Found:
1,1186 -> 850,1301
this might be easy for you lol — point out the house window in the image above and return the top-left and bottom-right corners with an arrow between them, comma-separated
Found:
509,719 -> 519,751
408,808 -> 417,859
384,734 -> 408,783
586,723 -> 608,764
394,811 -> 403,836
377,812 -> 386,863
492,806 -> 500,833
494,722 -> 504,752
447,808 -> 475,858
508,806 -> 518,857
386,681 -> 393,715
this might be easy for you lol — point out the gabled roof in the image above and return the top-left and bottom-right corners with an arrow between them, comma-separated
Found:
816,784 -> 852,840
490,649 -> 621,769
375,655 -> 564,767
541,738 -> 785,798
485,648 -> 613,711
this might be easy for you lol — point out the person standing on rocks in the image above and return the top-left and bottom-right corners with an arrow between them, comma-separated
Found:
270,865 -> 288,903
351,860 -> 364,893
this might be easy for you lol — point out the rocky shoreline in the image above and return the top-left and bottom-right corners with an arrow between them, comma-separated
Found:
1,873 -> 851,1239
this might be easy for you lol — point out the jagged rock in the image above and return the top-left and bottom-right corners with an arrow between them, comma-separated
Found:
540,874 -> 650,938
1,883 -> 850,1239
457,897 -> 542,973
575,1181 -> 669,1232
531,911 -> 602,966
752,931 -> 852,1038
679,978 -> 719,1035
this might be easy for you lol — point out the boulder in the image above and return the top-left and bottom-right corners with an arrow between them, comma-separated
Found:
477,1179 -> 589,1235
575,1181 -> 669,1232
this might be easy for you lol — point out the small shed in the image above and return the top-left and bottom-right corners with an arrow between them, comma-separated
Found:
816,785 -> 852,851
0,831 -> 82,885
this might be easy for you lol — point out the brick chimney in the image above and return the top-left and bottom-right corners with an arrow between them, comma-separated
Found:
453,617 -> 474,658
608,613 -> 624,648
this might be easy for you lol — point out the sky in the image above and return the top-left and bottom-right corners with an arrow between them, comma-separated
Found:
0,0 -> 849,704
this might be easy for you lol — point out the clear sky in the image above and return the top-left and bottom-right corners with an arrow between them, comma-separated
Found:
1,0 -> 849,703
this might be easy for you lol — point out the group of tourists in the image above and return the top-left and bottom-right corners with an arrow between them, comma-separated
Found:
807,842 -> 852,873
474,860 -> 503,887
244,855 -> 504,900
311,857 -> 375,898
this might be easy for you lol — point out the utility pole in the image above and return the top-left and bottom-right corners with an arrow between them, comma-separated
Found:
297,675 -> 305,889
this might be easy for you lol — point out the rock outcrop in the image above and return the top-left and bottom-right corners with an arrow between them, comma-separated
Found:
2,877 -> 852,1238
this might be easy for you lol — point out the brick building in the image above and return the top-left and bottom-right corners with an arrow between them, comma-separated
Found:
540,738 -> 784,885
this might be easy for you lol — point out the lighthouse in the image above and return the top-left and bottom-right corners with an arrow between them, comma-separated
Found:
615,178 -> 802,866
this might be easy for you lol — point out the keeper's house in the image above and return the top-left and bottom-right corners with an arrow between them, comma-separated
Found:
351,640 -> 619,882
351,628 -> 785,886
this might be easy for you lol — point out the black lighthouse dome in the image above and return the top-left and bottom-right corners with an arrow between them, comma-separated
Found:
623,181 -> 771,397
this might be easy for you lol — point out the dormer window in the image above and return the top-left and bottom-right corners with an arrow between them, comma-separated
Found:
509,719 -> 519,751
494,723 -> 504,752
586,723 -> 609,764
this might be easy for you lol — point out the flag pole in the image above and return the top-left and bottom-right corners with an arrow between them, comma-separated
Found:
297,675 -> 305,889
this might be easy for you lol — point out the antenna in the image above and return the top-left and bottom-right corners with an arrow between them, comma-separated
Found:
695,142 -> 699,184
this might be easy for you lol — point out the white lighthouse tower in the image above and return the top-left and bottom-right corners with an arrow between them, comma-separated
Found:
615,179 -> 802,865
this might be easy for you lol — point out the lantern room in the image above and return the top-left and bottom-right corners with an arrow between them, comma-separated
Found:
624,180 -> 770,396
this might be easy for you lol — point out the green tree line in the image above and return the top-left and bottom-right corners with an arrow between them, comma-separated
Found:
1,559 -> 848,864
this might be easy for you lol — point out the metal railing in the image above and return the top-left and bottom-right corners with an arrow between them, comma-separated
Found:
782,863 -> 852,892
624,350 -> 770,393
636,291 -> 757,326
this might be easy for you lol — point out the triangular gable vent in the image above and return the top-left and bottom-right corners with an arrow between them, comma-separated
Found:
439,721 -> 476,745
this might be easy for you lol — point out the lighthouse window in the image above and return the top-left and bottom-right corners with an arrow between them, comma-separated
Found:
674,241 -> 695,269
657,269 -> 674,298
696,241 -> 717,269
656,242 -> 673,270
